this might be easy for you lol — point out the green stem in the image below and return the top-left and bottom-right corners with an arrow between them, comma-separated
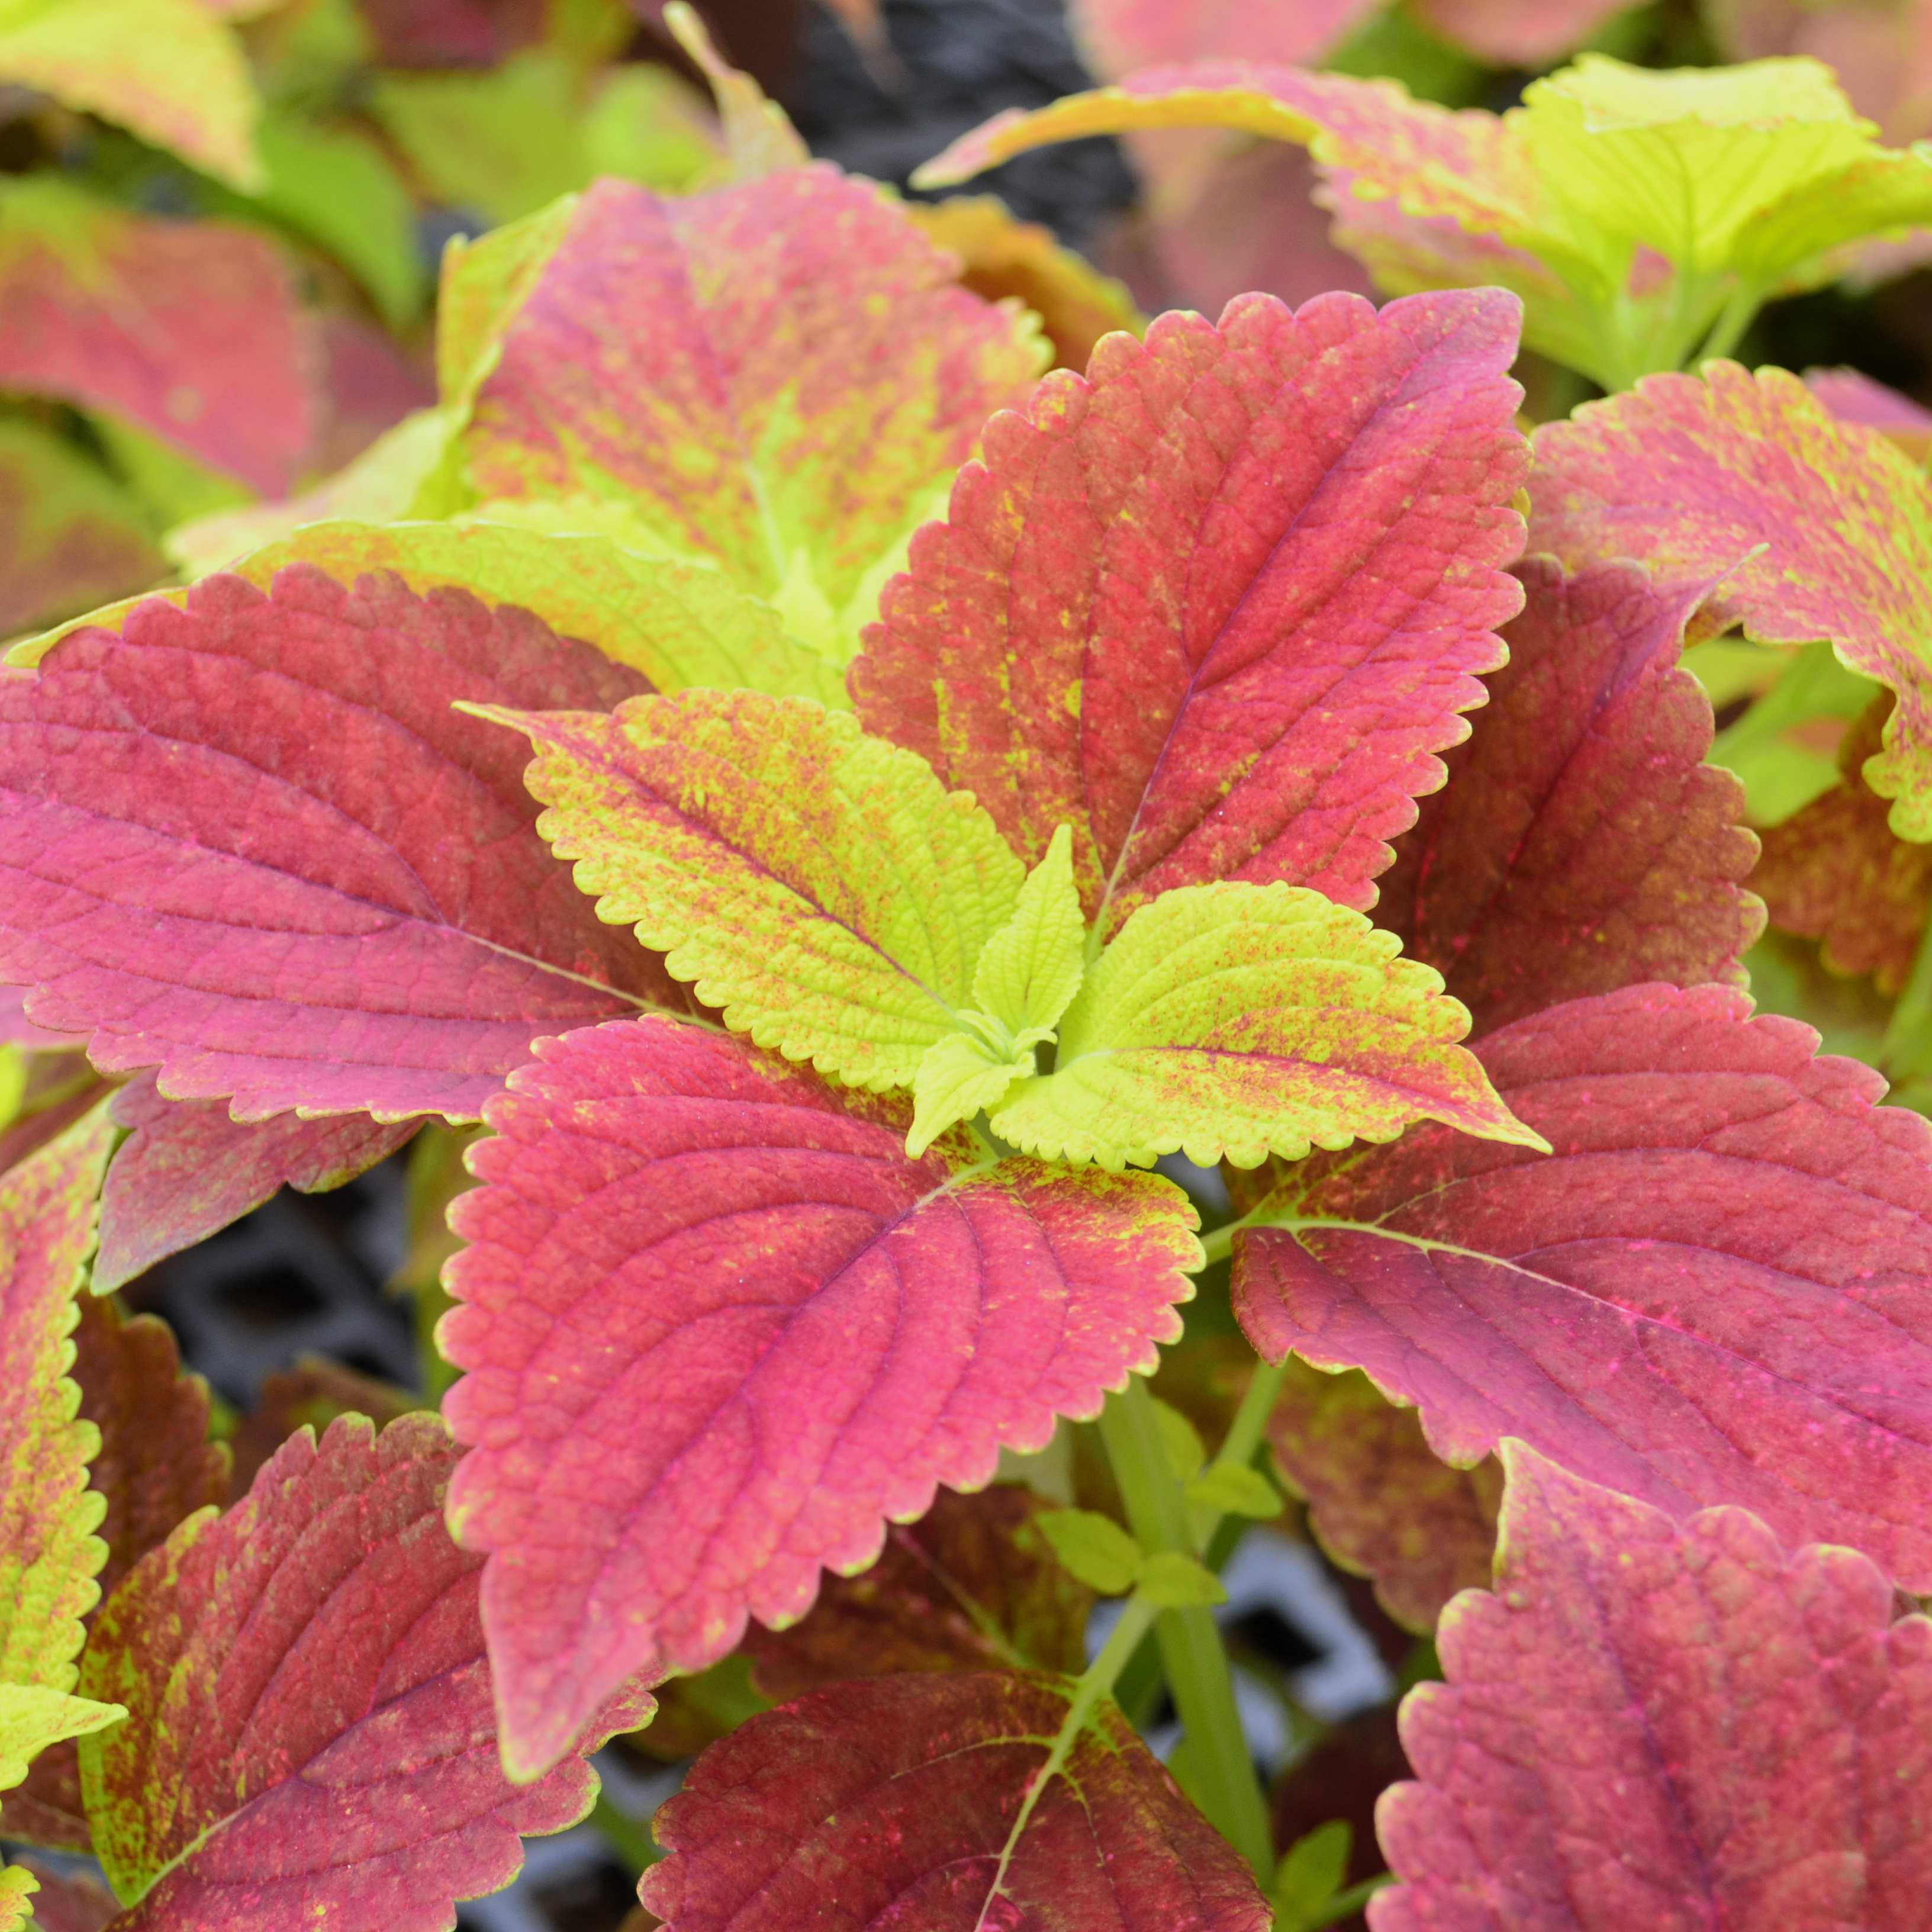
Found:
1885,913 -> 1932,1080
1099,1376 -> 1275,1878
1693,277 -> 1763,368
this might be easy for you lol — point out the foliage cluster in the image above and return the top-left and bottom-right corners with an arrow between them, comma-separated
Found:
10,1 -> 1932,1929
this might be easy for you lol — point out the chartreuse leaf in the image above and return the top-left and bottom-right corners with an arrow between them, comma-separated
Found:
1531,362 -> 1932,841
1186,1461 -> 1280,1520
77,1415 -> 653,1927
664,0 -> 809,181
441,1019 -> 1200,1778
988,883 -> 1544,1171
0,1866 -> 28,1931
1232,983 -> 1932,1593
907,825 -> 1086,1153
0,0 -> 262,189
1274,1821 -> 1352,1932
482,690 -> 1026,1092
643,1674 -> 1270,1930
1377,1445 -> 1932,1929
1039,1508 -> 1143,1595
0,1110 -> 125,1793
913,53 -> 1932,389
31,520 -> 846,706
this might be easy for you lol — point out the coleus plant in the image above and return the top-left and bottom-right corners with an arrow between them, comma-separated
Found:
4,75 -> 1932,1932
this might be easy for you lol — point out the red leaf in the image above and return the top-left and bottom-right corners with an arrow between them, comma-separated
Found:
95,1074 -> 420,1290
1807,366 -> 1932,464
77,1413 -> 653,1930
1376,1445 -> 1932,1931
743,1485 -> 1094,1700
69,1290 -> 228,1605
441,1016 -> 1200,1777
1266,1359 -> 1499,1635
226,1356 -> 417,1498
1232,983 -> 1932,1589
1409,0 -> 1631,65
0,188 -> 318,495
851,289 -> 1528,935
1378,556 -> 1762,1033
1753,694 -> 1932,997
0,565 -> 681,1124
642,1672 -> 1271,1932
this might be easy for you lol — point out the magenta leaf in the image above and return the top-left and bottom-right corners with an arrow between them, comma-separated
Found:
95,1074 -> 420,1290
1231,983 -> 1932,1589
1375,1444 -> 1932,1931
77,1413 -> 653,1930
0,565 -> 682,1124
440,1016 -> 1202,1778
642,1672 -> 1271,1932
1377,556 -> 1762,1032
851,288 -> 1530,934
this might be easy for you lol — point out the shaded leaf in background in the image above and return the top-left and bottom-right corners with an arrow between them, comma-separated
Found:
642,1672 -> 1271,1932
1377,1444 -> 1932,1931
1070,0 -> 1377,75
65,1290 -> 227,1606
492,689 -> 1026,1093
0,566 -> 681,1123
1529,362 -> 1932,838
0,1109 -> 123,1788
1378,556 -> 1762,1033
1266,1358 -> 1498,1635
1409,0 -> 1631,65
0,421 -> 162,641
78,1413 -> 653,1930
226,1356 -> 416,1498
907,193 -> 1144,372
1807,364 -> 1932,463
0,183 -> 314,495
94,1074 -> 420,1292
1710,0 -> 1932,144
441,1017 -> 1199,1778
1754,694 -> 1932,996
744,1485 -> 1094,1699
462,170 -> 1045,661
852,288 -> 1528,932
1233,983 -> 1932,1590
1269,1707 -> 1408,1908
0,0 -> 261,189
987,883 -> 1543,1170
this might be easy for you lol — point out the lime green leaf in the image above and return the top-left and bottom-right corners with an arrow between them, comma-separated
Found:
970,823 -> 1086,1044
437,197 -> 578,417
482,690 -> 1026,1091
1149,1396 -> 1204,1481
1276,1821 -> 1352,1926
0,0 -> 261,187
665,0 -> 809,181
253,113 -> 424,327
0,1682 -> 121,1789
988,883 -> 1544,1171
907,1033 -> 1033,1159
1038,1508 -> 1144,1595
1519,56 -> 1884,274
1185,1463 -> 1281,1520
1136,1551 -> 1227,1608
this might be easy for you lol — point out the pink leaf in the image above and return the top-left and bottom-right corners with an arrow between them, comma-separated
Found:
642,1672 -> 1271,1932
1409,0 -> 1632,67
95,1074 -> 419,1291
1073,0 -> 1380,79
1378,556 -> 1762,1033
0,565 -> 682,1124
0,189 -> 317,495
1374,1444 -> 1932,1931
852,289 -> 1528,935
1232,983 -> 1932,1589
441,1016 -> 1200,1778
78,1413 -> 653,1930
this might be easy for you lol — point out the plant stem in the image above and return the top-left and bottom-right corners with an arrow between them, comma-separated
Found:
1099,1375 -> 1275,1878
1885,913 -> 1932,1080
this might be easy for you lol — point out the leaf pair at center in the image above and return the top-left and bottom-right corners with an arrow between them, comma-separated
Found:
480,688 -> 1544,1171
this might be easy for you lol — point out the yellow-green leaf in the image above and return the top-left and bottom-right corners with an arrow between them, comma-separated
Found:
907,1032 -> 1033,1158
1038,1508 -> 1143,1595
988,883 -> 1545,1170
0,1682 -> 121,1789
480,690 -> 1026,1091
